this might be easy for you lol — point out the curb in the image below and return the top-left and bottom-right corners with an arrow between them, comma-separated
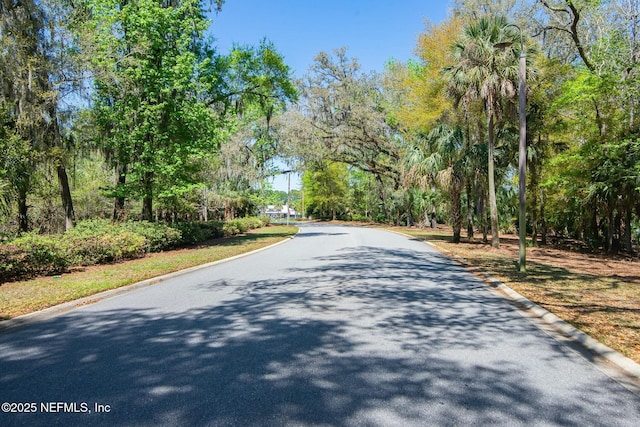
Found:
0,233 -> 297,334
421,239 -> 640,384
480,270 -> 640,380
384,227 -> 640,384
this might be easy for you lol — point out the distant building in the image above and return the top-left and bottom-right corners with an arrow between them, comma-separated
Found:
264,205 -> 299,219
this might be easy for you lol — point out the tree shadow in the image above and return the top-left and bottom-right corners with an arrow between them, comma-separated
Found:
293,232 -> 348,238
1,245 -> 639,426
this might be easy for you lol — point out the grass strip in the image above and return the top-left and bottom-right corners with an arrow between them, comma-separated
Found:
391,227 -> 640,364
0,225 -> 297,320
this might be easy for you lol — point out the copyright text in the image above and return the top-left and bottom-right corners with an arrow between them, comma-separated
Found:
2,402 -> 111,414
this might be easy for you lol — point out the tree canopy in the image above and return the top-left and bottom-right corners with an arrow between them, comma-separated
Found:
2,0 -> 640,256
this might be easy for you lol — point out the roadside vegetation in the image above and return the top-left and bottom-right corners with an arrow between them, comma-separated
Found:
0,217 -> 270,283
3,1 -> 639,257
0,225 -> 297,320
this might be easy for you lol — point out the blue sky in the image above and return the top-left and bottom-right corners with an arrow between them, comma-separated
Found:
206,1 -> 453,191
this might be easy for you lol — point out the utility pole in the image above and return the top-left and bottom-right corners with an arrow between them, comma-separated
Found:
286,172 -> 291,226
496,23 -> 527,272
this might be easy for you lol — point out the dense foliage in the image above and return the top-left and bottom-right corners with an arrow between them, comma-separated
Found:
278,1 -> 640,254
0,0 -> 295,234
2,0 -> 640,259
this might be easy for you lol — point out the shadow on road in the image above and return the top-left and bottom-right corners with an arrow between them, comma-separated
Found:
1,245 -> 638,426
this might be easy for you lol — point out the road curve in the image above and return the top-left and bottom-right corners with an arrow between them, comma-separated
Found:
1,223 -> 639,426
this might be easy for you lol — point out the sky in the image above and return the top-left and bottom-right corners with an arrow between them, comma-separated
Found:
206,1 -> 453,192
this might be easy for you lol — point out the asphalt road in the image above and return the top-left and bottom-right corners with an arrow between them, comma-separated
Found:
1,224 -> 639,426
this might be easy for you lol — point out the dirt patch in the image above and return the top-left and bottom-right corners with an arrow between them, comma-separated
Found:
480,233 -> 640,282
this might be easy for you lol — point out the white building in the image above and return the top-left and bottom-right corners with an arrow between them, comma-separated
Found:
264,205 -> 299,219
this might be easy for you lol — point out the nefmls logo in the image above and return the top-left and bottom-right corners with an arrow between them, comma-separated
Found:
40,402 -> 90,413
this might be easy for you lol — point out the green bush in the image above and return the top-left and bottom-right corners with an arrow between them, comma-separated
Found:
172,221 -> 224,244
0,232 -> 69,282
61,219 -> 166,265
65,231 -> 146,266
120,221 -> 182,252
241,217 -> 265,229
222,223 -> 241,236
224,219 -> 248,234
0,217 -> 270,282
350,214 -> 371,222
259,216 -> 271,227
66,219 -> 181,253
222,217 -> 265,237
65,219 -> 115,237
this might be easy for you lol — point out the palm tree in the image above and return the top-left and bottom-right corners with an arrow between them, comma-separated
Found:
428,124 -> 468,243
445,16 -> 520,248
403,124 -> 467,242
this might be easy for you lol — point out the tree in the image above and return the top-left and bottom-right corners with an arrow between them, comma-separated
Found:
1,0 -> 77,230
445,16 -> 523,248
79,0 -> 222,221
302,161 -> 348,220
384,17 -> 462,133
420,125 -> 468,242
0,179 -> 9,219
280,48 -> 403,223
206,39 -> 297,214
524,56 -> 573,245
0,121 -> 39,231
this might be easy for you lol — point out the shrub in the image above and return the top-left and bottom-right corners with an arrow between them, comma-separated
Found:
222,223 -> 241,237
172,221 -> 224,244
120,221 -> 182,252
222,217 -> 265,237
0,232 -> 69,282
62,219 -> 155,265
66,219 -> 181,254
65,232 -> 146,266
225,219 -> 248,234
65,219 -> 115,237
0,217 -> 270,282
259,216 -> 271,227
241,217 -> 265,229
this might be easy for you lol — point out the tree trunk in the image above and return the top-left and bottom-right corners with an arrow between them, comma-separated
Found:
406,196 -> 414,227
606,209 -> 614,253
113,164 -> 127,221
142,171 -> 153,221
202,188 -> 208,222
466,181 -> 474,239
451,178 -> 462,243
624,204 -> 633,253
51,107 -> 74,230
487,112 -> 499,248
57,164 -> 75,231
540,187 -> 547,245
529,148 -> 539,247
375,175 -> 391,222
590,205 -> 599,244
430,206 -> 437,228
18,189 -> 29,233
476,183 -> 488,243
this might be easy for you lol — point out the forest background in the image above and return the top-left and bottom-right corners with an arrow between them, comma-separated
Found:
2,0 -> 640,258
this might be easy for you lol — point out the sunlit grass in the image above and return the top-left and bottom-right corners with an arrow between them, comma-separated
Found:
0,226 -> 297,320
